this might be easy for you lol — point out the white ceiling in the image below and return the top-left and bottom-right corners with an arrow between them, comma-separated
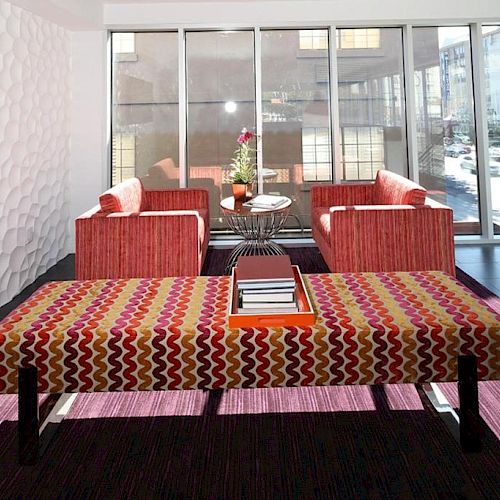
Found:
103,0 -> 290,4
102,0 -> 306,2
11,0 -> 500,31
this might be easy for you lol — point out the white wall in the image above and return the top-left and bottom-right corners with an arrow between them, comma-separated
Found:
103,0 -> 500,27
69,30 -> 108,250
7,0 -> 102,29
0,0 -> 71,307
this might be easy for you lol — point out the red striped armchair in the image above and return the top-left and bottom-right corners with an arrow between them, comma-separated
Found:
311,170 -> 456,276
76,178 -> 210,279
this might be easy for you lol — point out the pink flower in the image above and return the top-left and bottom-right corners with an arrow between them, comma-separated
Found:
237,128 -> 254,144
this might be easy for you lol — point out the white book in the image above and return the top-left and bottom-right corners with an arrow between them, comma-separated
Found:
238,280 -> 295,290
242,292 -> 295,303
237,306 -> 299,314
242,195 -> 288,209
239,299 -> 297,309
242,287 -> 296,295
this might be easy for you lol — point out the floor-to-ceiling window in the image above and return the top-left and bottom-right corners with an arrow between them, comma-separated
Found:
110,24 -> 499,240
413,27 -> 480,235
111,32 -> 179,189
261,29 -> 332,230
186,31 -> 256,228
337,28 -> 407,180
483,25 -> 500,234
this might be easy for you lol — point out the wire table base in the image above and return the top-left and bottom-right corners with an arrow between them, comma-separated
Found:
222,209 -> 290,275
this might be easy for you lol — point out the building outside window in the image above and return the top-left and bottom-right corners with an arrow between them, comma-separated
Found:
261,29 -> 332,230
483,26 -> 500,234
111,32 -> 179,189
302,127 -> 331,182
186,30 -> 256,229
337,28 -> 381,49
112,133 -> 136,185
413,26 -> 480,235
342,127 -> 384,180
299,30 -> 328,50
112,33 -> 135,54
337,28 -> 407,181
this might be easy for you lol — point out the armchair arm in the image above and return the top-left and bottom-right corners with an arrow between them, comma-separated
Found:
329,204 -> 455,275
76,211 -> 205,279
144,188 -> 209,212
311,183 -> 374,208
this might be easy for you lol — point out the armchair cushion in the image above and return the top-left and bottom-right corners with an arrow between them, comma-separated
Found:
373,170 -> 427,205
99,178 -> 146,213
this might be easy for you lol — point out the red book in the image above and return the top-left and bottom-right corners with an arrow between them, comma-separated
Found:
236,255 -> 295,286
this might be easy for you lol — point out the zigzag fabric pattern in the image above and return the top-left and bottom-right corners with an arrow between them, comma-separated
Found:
0,272 -> 499,394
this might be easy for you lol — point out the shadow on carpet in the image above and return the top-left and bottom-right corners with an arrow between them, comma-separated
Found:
1,405 -> 499,499
1,384 -> 500,499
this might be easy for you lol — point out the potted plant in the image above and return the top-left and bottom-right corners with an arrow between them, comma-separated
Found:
230,128 -> 256,201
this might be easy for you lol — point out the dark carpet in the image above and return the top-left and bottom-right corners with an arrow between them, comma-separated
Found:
201,246 -> 330,276
0,248 -> 499,499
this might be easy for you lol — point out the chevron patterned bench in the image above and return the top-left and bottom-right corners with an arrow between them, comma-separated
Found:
1,271 -> 499,463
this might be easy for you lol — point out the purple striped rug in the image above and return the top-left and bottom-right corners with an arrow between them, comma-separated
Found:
0,248 -> 498,498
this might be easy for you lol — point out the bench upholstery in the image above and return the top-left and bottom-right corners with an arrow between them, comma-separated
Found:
1,272 -> 498,394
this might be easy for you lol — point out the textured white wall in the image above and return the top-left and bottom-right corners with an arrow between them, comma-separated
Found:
0,0 -> 71,307
7,0 -> 102,30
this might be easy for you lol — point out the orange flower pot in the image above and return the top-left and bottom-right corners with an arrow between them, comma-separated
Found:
232,183 -> 253,201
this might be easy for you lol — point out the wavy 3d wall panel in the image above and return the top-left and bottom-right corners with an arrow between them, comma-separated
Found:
0,1 -> 70,307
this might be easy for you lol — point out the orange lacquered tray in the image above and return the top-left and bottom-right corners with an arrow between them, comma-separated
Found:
228,265 -> 316,328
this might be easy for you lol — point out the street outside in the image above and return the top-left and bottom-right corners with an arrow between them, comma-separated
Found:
441,151 -> 500,226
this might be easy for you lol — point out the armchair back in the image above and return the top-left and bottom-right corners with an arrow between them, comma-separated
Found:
99,178 -> 147,213
373,170 -> 427,205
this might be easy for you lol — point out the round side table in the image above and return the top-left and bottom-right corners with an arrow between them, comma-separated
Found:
220,196 -> 292,274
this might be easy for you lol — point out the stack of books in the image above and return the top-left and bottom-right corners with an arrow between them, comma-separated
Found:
242,195 -> 288,209
236,255 -> 298,314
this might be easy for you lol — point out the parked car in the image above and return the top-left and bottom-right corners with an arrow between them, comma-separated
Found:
489,156 -> 500,176
445,144 -> 470,157
489,141 -> 500,156
460,154 -> 500,176
454,133 -> 472,145
460,156 -> 476,173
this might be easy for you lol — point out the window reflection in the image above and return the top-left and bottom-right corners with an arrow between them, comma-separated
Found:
261,29 -> 332,230
109,26 -> 498,239
483,26 -> 500,234
111,32 -> 179,189
186,31 -> 256,229
413,27 -> 480,235
337,29 -> 381,50
337,28 -> 407,180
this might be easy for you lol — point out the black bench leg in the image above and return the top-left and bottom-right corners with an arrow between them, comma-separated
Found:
458,355 -> 482,453
18,366 -> 39,465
